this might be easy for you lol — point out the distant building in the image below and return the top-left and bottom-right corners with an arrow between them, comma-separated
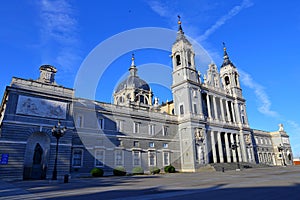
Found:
293,158 -> 300,165
0,19 -> 293,180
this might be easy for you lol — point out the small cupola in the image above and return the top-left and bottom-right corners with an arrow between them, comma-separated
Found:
37,65 -> 57,84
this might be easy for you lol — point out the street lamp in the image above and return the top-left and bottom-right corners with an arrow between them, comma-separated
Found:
52,121 -> 67,180
231,142 -> 240,170
278,144 -> 286,166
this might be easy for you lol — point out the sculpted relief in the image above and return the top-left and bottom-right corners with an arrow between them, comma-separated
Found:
16,95 -> 67,119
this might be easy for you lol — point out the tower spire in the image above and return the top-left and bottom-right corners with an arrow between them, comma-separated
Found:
129,53 -> 137,76
131,53 -> 135,67
177,15 -> 183,33
223,42 -> 228,56
221,42 -> 235,68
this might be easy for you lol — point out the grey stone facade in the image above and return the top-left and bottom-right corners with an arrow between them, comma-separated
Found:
0,20 -> 293,180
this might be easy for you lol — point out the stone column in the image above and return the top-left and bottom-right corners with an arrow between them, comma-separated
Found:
187,86 -> 193,114
234,101 -> 241,124
225,133 -> 231,162
213,96 -> 218,121
236,134 -> 242,162
211,131 -> 217,163
197,89 -> 204,118
242,104 -> 249,125
230,134 -> 237,162
220,99 -> 226,122
217,132 -> 224,163
250,146 -> 255,163
206,94 -> 212,120
239,130 -> 248,162
225,100 -> 231,122
230,101 -> 236,123
203,128 -> 209,164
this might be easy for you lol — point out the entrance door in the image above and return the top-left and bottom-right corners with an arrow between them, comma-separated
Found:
31,143 -> 43,179
23,132 -> 50,180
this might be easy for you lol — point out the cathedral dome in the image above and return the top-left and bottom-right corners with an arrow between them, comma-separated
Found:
115,75 -> 150,93
115,54 -> 150,93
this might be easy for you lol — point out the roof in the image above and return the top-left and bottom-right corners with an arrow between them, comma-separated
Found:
115,75 -> 150,93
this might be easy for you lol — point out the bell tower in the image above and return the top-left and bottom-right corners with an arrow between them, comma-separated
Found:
219,43 -> 242,98
172,17 -> 199,86
171,16 -> 203,172
171,16 -> 202,118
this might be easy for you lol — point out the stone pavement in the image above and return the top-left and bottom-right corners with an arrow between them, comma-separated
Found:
1,166 -> 300,200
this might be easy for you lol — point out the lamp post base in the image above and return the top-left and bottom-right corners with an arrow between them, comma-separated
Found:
52,171 -> 57,180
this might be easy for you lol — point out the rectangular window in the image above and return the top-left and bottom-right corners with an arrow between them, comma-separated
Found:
72,149 -> 83,167
163,152 -> 170,166
162,126 -> 168,136
193,90 -> 197,98
193,104 -> 197,114
180,105 -> 184,115
115,150 -> 123,166
116,120 -> 123,132
133,151 -> 141,166
149,142 -> 155,148
133,141 -> 139,147
163,143 -> 168,148
149,124 -> 155,135
76,116 -> 83,128
134,122 -> 140,133
98,118 -> 104,130
241,116 -> 245,124
95,150 -> 105,167
148,151 -> 156,166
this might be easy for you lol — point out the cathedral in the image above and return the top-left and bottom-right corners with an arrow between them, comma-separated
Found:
0,19 -> 293,180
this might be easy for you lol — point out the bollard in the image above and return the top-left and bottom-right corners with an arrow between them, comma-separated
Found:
64,174 -> 69,183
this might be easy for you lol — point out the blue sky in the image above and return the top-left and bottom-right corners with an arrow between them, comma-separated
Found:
1,0 -> 300,156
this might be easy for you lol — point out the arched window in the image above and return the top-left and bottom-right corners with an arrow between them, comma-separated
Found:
187,51 -> 191,67
139,95 -> 144,104
288,154 -> 292,161
137,95 -> 149,105
225,76 -> 230,85
176,55 -> 181,66
119,96 -> 124,103
235,73 -> 238,85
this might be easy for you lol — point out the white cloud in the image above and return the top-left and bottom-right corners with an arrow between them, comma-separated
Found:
40,0 -> 77,44
239,69 -> 279,117
286,120 -> 300,131
147,1 -> 170,17
38,0 -> 81,72
198,0 -> 253,41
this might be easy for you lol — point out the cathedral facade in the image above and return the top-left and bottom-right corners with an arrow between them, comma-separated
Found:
0,20 -> 293,180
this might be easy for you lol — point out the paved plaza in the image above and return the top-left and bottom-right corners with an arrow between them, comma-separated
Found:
1,166 -> 300,200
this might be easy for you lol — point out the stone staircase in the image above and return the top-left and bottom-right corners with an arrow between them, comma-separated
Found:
197,162 -> 272,172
